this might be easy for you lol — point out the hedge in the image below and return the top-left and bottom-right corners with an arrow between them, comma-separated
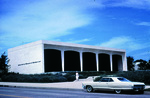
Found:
93,71 -> 150,84
1,71 -> 150,84
1,73 -> 67,83
116,71 -> 150,84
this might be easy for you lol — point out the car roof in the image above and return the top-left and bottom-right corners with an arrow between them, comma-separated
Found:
102,77 -> 123,78
101,77 -> 127,82
102,77 -> 124,78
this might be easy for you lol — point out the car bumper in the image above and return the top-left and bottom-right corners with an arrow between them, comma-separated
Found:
133,85 -> 145,91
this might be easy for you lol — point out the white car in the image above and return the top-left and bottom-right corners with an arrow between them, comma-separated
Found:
82,77 -> 145,94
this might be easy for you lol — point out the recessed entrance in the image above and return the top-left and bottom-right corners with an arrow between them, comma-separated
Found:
112,55 -> 123,71
99,53 -> 111,71
83,52 -> 97,71
44,49 -> 62,72
64,51 -> 80,71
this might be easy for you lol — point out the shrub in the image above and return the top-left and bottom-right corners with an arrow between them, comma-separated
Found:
64,74 -> 75,81
1,71 -> 150,84
115,71 -> 150,84
1,73 -> 67,83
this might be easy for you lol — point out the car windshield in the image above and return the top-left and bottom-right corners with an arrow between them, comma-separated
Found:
117,78 -> 131,82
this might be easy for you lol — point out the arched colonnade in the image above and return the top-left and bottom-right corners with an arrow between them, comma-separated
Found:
44,47 -> 124,72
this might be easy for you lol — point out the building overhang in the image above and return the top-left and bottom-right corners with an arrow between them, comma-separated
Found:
8,40 -> 126,53
42,40 -> 126,53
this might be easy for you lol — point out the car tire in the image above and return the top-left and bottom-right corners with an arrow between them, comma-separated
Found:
86,86 -> 93,92
138,90 -> 144,94
114,90 -> 122,94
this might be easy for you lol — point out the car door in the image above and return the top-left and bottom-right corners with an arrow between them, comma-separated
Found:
107,78 -> 116,89
96,78 -> 109,89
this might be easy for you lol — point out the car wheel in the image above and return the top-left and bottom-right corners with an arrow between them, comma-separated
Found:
138,90 -> 144,94
86,86 -> 93,92
115,90 -> 121,94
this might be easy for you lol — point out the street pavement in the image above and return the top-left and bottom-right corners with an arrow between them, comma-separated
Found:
1,87 -> 150,98
0,77 -> 150,90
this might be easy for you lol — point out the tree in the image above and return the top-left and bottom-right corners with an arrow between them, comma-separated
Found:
146,60 -> 150,70
0,52 -> 9,73
127,56 -> 135,71
134,59 -> 149,70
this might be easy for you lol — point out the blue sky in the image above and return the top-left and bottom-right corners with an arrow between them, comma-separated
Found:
0,0 -> 150,60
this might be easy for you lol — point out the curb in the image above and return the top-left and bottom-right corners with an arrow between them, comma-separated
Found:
0,84 -> 150,92
0,84 -> 83,91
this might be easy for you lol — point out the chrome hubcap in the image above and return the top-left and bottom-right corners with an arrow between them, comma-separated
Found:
115,90 -> 121,94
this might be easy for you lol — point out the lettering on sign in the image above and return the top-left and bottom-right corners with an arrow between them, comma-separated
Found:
18,61 -> 41,66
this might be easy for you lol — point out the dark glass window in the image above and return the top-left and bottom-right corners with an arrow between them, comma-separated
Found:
117,78 -> 131,82
100,78 -> 114,82
101,78 -> 109,82
109,78 -> 114,82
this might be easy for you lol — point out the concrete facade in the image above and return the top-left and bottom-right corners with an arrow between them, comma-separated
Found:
8,40 -> 127,74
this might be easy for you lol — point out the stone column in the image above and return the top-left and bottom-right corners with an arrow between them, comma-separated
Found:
96,53 -> 99,71
80,52 -> 83,71
122,53 -> 127,71
110,53 -> 113,71
61,50 -> 64,72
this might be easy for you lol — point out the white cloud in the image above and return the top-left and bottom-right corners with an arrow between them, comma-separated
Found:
135,22 -> 150,26
137,51 -> 150,56
65,38 -> 91,44
131,50 -> 150,60
1,2 -> 89,37
0,0 -> 95,49
102,0 -> 150,10
1,0 -> 150,45
97,36 -> 144,52
1,0 -> 150,57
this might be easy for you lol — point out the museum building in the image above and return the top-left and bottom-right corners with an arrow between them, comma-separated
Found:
8,40 -> 127,74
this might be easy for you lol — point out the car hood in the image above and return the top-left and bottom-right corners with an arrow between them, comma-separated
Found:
131,82 -> 145,85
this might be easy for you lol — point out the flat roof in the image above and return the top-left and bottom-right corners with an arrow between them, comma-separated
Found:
8,40 -> 126,52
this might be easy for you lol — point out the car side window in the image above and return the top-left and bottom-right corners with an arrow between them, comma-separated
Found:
100,78 -> 109,82
109,78 -> 114,82
100,78 -> 114,82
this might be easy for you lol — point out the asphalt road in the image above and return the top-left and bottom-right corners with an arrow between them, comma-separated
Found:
0,87 -> 150,98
